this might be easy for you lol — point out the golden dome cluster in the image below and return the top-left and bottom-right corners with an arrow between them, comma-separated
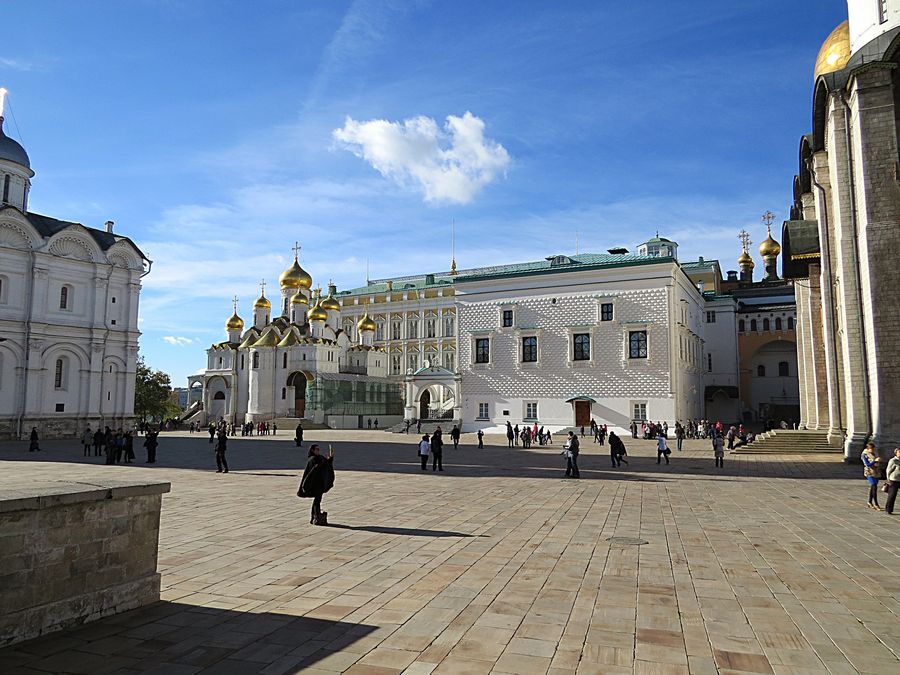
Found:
279,256 -> 312,290
814,20 -> 851,80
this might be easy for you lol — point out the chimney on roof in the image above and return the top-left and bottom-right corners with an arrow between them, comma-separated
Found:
698,256 -> 704,263
726,270 -> 738,282
105,220 -> 114,233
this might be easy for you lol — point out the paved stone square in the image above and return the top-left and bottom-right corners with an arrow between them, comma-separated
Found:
1,431 -> 899,674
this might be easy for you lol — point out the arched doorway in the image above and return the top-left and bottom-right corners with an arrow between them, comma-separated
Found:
419,389 -> 431,420
286,372 -> 310,417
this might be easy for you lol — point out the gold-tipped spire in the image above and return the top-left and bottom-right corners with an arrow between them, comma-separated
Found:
226,294 -> 244,331
254,280 -> 271,309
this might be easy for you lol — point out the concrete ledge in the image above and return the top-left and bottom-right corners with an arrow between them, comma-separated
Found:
0,480 -> 170,647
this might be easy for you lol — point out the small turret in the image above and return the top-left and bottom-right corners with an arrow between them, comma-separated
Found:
758,213 -> 781,282
253,280 -> 271,329
225,295 -> 244,342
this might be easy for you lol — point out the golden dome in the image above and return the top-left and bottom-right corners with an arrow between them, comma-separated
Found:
814,21 -> 851,80
321,294 -> 340,312
737,250 -> 754,267
290,291 -> 308,306
225,312 -> 244,331
759,227 -> 781,257
358,312 -> 376,332
307,301 -> 328,322
253,293 -> 271,309
279,256 -> 312,290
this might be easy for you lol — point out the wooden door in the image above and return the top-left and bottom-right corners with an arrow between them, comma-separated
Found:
574,401 -> 591,427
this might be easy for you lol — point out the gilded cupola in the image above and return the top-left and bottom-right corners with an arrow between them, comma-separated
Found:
814,21 -> 851,80
307,300 -> 328,322
737,249 -> 754,267
321,282 -> 341,312
279,252 -> 313,290
253,292 -> 271,309
758,226 -> 781,257
225,312 -> 244,331
358,312 -> 376,333
290,291 -> 308,306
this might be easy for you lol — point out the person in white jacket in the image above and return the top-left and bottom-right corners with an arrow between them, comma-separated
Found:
418,435 -> 430,471
885,447 -> 900,515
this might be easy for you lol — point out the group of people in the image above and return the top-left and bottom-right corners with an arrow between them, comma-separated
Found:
418,427 -> 445,470
861,443 -> 900,514
505,421 -> 553,447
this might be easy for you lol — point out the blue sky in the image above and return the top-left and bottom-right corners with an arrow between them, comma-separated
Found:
1,0 -> 847,385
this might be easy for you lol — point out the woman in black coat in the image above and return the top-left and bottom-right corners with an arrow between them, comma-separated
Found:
298,444 -> 334,524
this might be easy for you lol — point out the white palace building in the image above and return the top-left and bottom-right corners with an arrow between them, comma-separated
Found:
192,234 -> 761,434
0,102 -> 149,439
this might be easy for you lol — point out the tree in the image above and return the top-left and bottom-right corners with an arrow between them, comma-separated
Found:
134,357 -> 181,422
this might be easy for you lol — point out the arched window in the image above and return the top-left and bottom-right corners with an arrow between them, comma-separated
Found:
775,317 -> 782,330
757,364 -> 766,377
778,361 -> 789,377
54,358 -> 65,389
2,174 -> 10,203
763,318 -> 770,331
283,353 -> 287,369
788,317 -> 794,330
240,354 -> 244,369
59,286 -> 70,310
738,319 -> 745,332
213,391 -> 225,400
750,319 -> 758,331
252,352 -> 259,369
281,387 -> 286,400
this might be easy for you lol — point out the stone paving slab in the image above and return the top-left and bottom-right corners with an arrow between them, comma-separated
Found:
1,431 -> 899,674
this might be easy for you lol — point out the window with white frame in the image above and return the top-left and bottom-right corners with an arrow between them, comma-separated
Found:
628,330 -> 647,359
706,311 -> 716,323
573,333 -> 590,361
477,402 -> 489,419
408,354 -> 418,371
443,352 -> 455,371
54,357 -> 66,389
426,319 -> 436,338
375,322 -> 384,341
391,355 -> 401,374
59,285 -> 71,310
879,0 -> 889,24
444,316 -> 454,337
408,319 -> 418,339
525,402 -> 538,420
521,336 -> 538,363
632,402 -> 647,421
475,338 -> 490,364
600,303 -> 614,321
392,320 -> 401,340
501,308 -> 513,328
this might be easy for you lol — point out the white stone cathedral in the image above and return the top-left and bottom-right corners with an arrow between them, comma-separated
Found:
0,102 -> 149,439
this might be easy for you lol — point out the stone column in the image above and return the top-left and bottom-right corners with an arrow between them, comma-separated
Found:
794,281 -> 810,428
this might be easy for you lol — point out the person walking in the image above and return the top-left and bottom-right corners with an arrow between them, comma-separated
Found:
885,447 -> 900,515
450,425 -> 460,450
416,419 -> 422,434
675,422 -> 684,451
656,434 -> 670,464
215,430 -> 229,473
144,429 -> 159,464
513,424 -> 520,445
272,423 -> 277,436
862,443 -> 882,510
374,418 -> 378,430
208,424 -> 216,444
404,419 -> 411,433
712,432 -> 725,468
506,422 -> 514,448
630,421 -> 638,439
295,423 -> 304,448
29,427 -> 40,452
93,428 -> 104,456
563,431 -> 580,478
418,434 -> 430,470
609,432 -> 627,467
298,444 -> 335,525
82,427 -> 93,457
124,431 -> 135,463
431,427 -> 444,471
477,429 -> 484,449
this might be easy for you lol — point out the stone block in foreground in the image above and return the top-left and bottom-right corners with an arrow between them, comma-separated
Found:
0,479 -> 171,647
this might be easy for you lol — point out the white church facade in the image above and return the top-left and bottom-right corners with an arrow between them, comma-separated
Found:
0,107 -> 149,439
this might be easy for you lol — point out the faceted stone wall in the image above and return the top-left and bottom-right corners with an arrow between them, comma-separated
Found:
0,480 -> 170,647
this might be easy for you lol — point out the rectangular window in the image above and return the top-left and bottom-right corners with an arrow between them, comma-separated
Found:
408,320 -> 418,339
879,0 -> 889,23
708,353 -> 713,372
443,352 -> 455,371
392,321 -> 401,340
522,336 -> 538,362
502,309 -> 513,327
2,175 -> 9,204
478,402 -> 489,419
600,303 -> 613,321
706,311 -> 716,323
54,360 -> 63,388
408,354 -> 418,371
55,403 -> 65,412
475,338 -> 490,364
632,402 -> 647,421
573,333 -> 590,361
59,286 -> 69,310
444,317 -> 454,337
391,355 -> 401,374
628,330 -> 648,359
525,402 -> 538,420
426,319 -> 436,338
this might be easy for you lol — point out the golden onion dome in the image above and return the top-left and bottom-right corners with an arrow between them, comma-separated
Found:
279,256 -> 313,290
358,312 -> 377,332
321,294 -> 340,312
814,20 -> 851,80
307,302 -> 328,322
737,250 -> 754,267
290,291 -> 308,306
759,228 -> 781,257
225,312 -> 244,331
253,293 -> 271,309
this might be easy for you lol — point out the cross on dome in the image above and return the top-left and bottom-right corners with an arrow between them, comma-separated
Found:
259,279 -> 266,295
292,241 -> 301,259
738,229 -> 752,252
761,210 -> 775,227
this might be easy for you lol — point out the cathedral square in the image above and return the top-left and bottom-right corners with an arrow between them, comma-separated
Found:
2,0 -> 900,673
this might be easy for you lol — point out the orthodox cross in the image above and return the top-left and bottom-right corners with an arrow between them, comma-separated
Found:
738,229 -> 752,252
232,295 -> 239,313
292,241 -> 301,259
259,279 -> 266,296
762,210 -> 775,227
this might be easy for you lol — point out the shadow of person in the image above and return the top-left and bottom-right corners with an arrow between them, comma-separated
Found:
327,523 -> 484,538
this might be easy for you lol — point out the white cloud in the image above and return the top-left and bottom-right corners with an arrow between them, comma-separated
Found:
163,336 -> 194,346
0,57 -> 43,72
333,111 -> 510,204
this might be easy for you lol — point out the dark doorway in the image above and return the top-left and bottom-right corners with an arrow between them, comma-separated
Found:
419,389 -> 431,420
574,401 -> 591,426
287,372 -> 307,417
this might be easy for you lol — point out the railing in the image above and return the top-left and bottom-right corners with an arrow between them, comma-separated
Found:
424,407 -> 454,420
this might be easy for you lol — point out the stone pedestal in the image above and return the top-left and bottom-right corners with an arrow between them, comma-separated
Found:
0,479 -> 170,647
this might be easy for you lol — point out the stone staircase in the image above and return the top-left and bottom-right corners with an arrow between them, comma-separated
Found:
731,429 -> 842,454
